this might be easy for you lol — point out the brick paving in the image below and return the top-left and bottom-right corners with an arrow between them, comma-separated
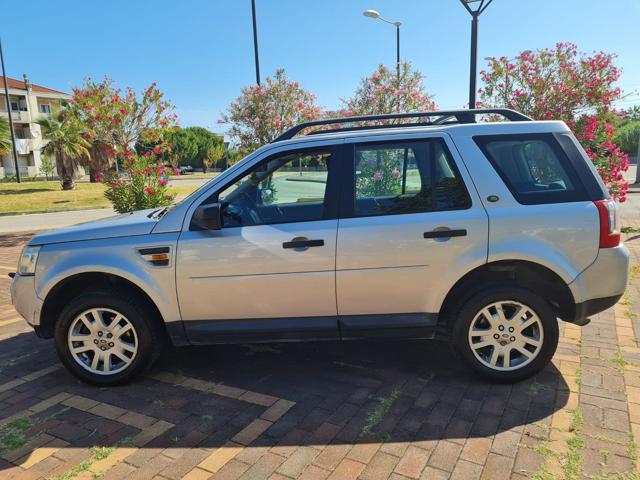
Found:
0,202 -> 639,479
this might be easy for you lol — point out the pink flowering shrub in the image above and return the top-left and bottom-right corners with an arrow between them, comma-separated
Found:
103,144 -> 175,213
356,152 -> 403,197
341,62 -> 437,122
220,69 -> 321,152
479,43 -> 628,201
68,78 -> 176,187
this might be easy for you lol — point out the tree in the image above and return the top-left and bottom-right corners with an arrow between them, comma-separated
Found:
479,43 -> 628,201
36,112 -> 90,190
203,142 -> 226,171
0,116 -> 11,156
614,121 -> 640,157
67,78 -> 176,181
220,69 -> 321,152
341,62 -> 437,120
38,156 -> 56,181
162,128 -> 198,167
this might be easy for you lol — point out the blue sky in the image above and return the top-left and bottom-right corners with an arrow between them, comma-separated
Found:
4,0 -> 640,135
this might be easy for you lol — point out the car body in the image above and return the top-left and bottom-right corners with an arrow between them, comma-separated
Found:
10,109 -> 629,384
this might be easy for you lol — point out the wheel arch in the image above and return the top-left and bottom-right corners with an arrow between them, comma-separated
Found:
39,272 -> 172,341
437,260 -> 575,336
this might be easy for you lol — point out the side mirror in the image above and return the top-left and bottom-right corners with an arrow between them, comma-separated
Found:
192,203 -> 222,230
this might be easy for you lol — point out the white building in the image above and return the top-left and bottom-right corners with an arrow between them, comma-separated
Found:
1,74 -> 72,178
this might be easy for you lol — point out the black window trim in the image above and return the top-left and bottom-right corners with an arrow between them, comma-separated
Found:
340,137 -> 473,219
190,144 -> 345,230
473,133 -> 591,206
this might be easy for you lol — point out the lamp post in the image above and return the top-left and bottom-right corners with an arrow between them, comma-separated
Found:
0,38 -> 20,183
458,0 -> 494,109
363,9 -> 402,81
251,0 -> 261,85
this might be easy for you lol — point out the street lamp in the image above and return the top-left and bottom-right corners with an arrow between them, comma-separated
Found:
251,0 -> 261,85
0,38 -> 20,183
363,9 -> 402,81
458,0 -> 494,109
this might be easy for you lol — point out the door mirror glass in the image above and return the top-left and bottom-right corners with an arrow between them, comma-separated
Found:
192,203 -> 222,230
260,188 -> 274,204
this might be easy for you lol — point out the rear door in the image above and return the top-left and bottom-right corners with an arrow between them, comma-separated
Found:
335,134 -> 489,338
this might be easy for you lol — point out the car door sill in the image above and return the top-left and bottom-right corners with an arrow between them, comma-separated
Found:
183,313 -> 438,344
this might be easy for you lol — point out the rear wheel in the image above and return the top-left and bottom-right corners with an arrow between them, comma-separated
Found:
54,290 -> 164,385
451,286 -> 559,382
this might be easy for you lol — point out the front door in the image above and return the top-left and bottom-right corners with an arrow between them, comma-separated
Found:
177,146 -> 341,343
335,135 -> 489,337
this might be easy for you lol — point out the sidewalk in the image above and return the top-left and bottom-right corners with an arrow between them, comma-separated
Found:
0,208 -> 115,234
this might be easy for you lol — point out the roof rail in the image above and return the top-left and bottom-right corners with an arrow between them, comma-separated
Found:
273,108 -> 532,142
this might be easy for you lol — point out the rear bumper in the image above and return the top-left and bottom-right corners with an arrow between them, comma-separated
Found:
567,294 -> 623,326
567,244 -> 629,325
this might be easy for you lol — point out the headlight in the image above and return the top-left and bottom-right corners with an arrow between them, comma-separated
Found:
18,246 -> 41,276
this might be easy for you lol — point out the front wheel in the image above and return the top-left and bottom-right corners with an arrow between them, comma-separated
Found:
54,290 -> 164,385
451,286 -> 559,382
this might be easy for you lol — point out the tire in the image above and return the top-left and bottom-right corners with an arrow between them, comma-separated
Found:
450,286 -> 559,383
54,289 -> 164,386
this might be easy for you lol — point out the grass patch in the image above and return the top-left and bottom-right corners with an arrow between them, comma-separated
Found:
0,418 -> 32,453
52,445 -> 117,480
575,368 -> 583,386
621,226 -> 640,234
201,415 -> 213,422
0,181 -> 198,214
563,408 -> 585,480
361,389 -> 400,437
629,431 -> 638,463
530,441 -> 557,480
611,351 -> 629,373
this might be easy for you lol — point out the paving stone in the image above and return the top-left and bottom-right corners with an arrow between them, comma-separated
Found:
394,445 -> 430,478
358,451 -> 400,480
276,446 -> 319,478
427,440 -> 462,473
449,459 -> 483,480
479,453 -> 514,480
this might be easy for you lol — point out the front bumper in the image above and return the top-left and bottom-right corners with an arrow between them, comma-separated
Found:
10,273 -> 42,328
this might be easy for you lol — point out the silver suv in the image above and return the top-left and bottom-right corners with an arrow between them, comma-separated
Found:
10,109 -> 629,385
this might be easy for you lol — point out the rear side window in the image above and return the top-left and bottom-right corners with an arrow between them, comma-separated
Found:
354,139 -> 471,216
474,133 -> 589,205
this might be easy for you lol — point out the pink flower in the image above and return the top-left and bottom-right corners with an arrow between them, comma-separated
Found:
144,151 -> 152,158
391,168 -> 400,179
373,172 -> 383,182
153,146 -> 163,155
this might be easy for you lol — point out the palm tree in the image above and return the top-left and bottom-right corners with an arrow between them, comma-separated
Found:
0,116 -> 11,156
36,112 -> 89,190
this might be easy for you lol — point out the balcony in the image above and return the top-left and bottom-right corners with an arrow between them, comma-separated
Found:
0,110 -> 27,122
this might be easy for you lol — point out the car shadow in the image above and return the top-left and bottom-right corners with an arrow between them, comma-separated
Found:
0,330 -> 568,471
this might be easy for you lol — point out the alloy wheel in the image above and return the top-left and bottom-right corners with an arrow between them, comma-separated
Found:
467,300 -> 544,371
67,308 -> 138,375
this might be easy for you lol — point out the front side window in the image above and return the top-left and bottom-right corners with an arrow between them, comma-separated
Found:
354,139 -> 471,216
216,149 -> 331,227
474,133 -> 588,204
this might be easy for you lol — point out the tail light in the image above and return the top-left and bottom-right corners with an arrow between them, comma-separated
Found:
594,199 -> 620,248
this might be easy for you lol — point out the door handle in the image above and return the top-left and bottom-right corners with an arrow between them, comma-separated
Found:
423,229 -> 467,239
282,238 -> 325,249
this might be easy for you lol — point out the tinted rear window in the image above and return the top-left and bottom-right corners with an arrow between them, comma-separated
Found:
474,133 -> 589,205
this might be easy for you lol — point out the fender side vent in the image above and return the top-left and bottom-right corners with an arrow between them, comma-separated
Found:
137,246 -> 171,267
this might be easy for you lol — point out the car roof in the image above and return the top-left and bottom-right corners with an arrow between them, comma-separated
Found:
268,120 -> 571,149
